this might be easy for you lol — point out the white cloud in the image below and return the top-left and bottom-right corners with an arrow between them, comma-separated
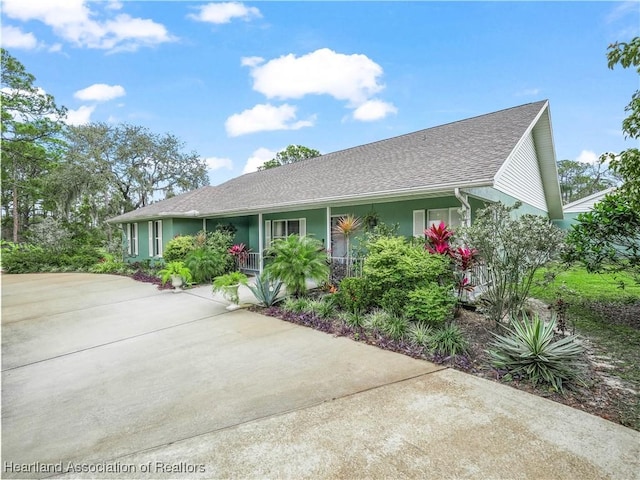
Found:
1,25 -> 38,49
188,2 -> 262,24
225,103 -> 315,137
576,150 -> 599,164
516,88 -> 540,96
243,147 -> 276,174
74,83 -> 125,102
353,99 -> 398,121
1,0 -> 174,52
65,105 -> 95,125
204,156 -> 233,171
241,56 -> 263,67
245,48 -> 385,106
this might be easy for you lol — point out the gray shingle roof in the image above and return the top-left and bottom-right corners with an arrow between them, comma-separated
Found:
109,100 -> 548,223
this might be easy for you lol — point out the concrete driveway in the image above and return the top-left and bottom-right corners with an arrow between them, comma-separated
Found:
2,273 -> 639,479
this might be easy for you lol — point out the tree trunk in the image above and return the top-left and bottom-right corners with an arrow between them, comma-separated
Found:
12,183 -> 18,243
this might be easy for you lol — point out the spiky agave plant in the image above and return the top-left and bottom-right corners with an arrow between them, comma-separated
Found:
487,313 -> 585,393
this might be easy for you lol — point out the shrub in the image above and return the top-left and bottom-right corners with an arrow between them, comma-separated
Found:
264,235 -> 329,297
381,315 -> 409,340
248,273 -> 284,307
380,288 -> 409,317
90,257 -> 132,274
431,324 -> 469,357
163,236 -> 195,263
405,284 -> 457,327
184,248 -> 228,283
1,244 -> 47,273
462,202 -> 565,324
363,236 -> 453,300
486,313 -> 585,393
337,276 -> 373,313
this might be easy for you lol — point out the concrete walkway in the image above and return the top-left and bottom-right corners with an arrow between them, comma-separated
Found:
1,273 -> 639,479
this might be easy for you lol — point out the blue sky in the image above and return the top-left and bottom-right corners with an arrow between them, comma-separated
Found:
2,1 -> 638,186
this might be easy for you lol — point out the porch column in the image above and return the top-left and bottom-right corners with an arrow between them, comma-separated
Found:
326,206 -> 331,257
258,212 -> 263,273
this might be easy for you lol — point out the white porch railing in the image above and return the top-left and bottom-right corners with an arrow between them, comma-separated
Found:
238,252 -> 261,272
329,256 -> 365,284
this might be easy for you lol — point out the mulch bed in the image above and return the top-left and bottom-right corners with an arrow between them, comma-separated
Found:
257,303 -> 639,431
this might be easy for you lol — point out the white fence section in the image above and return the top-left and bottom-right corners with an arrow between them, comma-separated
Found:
238,252 -> 261,272
329,256 -> 365,284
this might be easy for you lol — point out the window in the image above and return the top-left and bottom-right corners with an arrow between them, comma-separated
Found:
126,223 -> 138,256
412,210 -> 425,238
148,220 -> 163,257
427,208 -> 463,228
265,218 -> 306,246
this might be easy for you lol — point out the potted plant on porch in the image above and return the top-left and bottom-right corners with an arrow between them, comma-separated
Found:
158,261 -> 193,290
212,271 -> 249,310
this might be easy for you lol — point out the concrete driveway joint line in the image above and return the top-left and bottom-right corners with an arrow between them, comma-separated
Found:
2,273 -> 639,480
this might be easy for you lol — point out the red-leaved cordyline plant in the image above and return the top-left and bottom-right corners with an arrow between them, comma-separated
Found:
425,222 -> 479,305
425,221 -> 454,255
228,243 -> 250,262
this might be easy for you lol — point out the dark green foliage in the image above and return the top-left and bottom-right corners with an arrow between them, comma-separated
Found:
184,248 -> 228,283
1,244 -> 102,273
487,313 -> 585,393
248,273 -> 284,307
564,193 -> 640,277
431,324 -> 469,357
380,288 -> 409,317
337,276 -> 373,313
340,310 -> 366,328
163,236 -> 195,263
264,235 -> 329,297
405,284 -> 458,327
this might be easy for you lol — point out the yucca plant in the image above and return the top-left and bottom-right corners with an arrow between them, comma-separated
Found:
486,313 -> 585,393
431,324 -> 468,356
247,273 -> 283,307
264,235 -> 329,297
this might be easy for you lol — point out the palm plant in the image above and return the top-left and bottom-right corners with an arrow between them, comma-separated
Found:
487,313 -> 585,392
264,235 -> 329,297
184,248 -> 226,283
332,214 -> 362,276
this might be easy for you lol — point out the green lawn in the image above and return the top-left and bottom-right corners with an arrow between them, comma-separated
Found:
530,265 -> 640,429
529,266 -> 640,304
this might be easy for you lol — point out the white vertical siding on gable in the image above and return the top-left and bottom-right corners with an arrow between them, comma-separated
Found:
494,132 -> 548,212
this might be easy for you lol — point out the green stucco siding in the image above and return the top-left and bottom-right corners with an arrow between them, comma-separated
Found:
172,218 -> 204,237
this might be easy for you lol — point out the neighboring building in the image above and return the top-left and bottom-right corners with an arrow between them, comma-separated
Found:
107,100 -> 564,272
555,187 -> 616,229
